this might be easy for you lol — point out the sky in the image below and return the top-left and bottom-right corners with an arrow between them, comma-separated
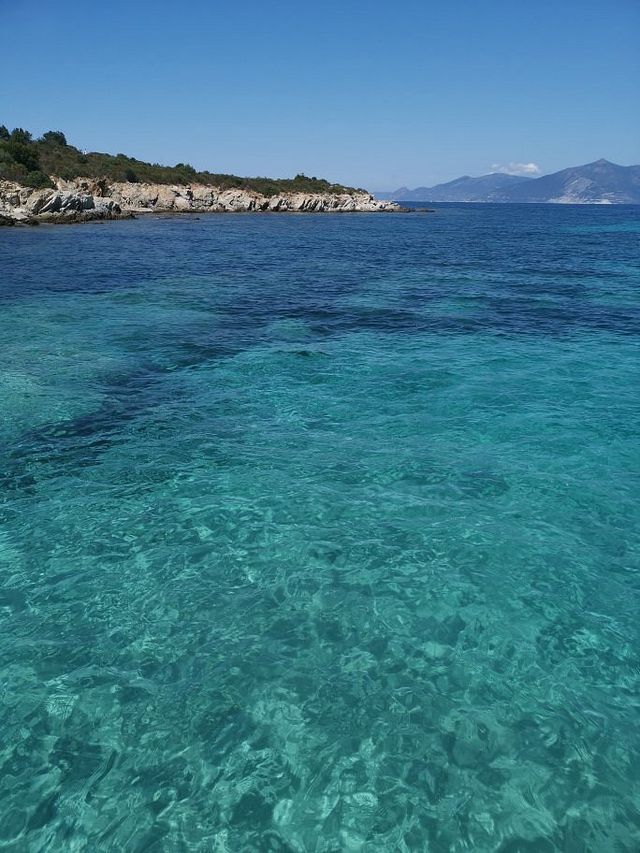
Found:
1,0 -> 639,190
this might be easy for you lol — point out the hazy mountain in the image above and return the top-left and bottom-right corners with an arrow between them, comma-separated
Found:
501,159 -> 640,204
377,160 -> 640,203
377,173 -> 530,202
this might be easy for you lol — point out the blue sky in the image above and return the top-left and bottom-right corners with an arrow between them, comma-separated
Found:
2,0 -> 638,189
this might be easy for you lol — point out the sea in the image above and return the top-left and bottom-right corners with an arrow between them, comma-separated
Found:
0,203 -> 639,851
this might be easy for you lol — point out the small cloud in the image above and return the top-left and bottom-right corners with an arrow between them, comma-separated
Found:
491,161 -> 541,176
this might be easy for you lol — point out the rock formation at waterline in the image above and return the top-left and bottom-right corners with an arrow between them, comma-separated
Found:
0,178 -> 400,224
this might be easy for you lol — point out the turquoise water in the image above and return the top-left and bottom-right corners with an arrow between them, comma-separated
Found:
0,204 -> 639,851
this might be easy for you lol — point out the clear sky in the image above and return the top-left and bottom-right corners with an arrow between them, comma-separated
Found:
2,0 -> 638,190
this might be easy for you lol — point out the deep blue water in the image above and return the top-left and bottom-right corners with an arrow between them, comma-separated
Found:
0,204 -> 639,851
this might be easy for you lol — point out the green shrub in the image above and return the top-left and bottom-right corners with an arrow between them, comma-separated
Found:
22,171 -> 54,189
5,141 -> 40,173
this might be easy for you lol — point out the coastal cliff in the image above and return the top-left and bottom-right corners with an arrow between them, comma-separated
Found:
0,178 -> 400,224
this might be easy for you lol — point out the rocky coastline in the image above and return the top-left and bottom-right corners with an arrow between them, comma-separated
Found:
0,178 -> 400,225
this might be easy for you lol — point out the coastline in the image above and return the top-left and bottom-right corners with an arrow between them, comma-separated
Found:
0,178 -> 402,226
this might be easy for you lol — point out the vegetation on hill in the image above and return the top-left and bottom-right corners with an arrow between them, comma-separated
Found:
0,125 -> 358,196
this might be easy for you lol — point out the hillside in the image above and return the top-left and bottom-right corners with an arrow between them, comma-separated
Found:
0,125 -> 358,197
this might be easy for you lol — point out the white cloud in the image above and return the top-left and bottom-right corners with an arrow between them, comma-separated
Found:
491,161 -> 541,176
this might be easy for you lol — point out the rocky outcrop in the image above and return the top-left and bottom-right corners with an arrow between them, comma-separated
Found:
0,177 -> 400,224
0,180 -> 125,224
93,180 -> 400,213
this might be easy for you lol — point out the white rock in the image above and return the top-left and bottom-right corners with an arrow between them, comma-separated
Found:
0,176 -> 399,224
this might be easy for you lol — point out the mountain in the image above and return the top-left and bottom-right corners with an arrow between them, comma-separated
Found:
377,160 -> 640,203
377,173 -> 530,202
501,159 -> 640,204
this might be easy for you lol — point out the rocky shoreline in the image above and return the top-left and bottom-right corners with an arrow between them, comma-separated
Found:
0,178 -> 401,225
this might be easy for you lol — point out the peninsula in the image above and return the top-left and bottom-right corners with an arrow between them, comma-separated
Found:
0,126 -> 399,224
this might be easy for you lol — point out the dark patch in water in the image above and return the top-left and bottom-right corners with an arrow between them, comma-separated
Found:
1,364 -> 187,494
456,471 -> 511,498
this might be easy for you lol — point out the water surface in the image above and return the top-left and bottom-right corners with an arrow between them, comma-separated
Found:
1,204 -> 639,851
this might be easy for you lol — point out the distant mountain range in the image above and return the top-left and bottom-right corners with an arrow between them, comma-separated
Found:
376,160 -> 640,204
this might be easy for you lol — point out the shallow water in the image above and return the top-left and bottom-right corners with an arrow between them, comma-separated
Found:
1,204 -> 639,851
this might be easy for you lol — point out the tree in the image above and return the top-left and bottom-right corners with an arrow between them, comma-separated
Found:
0,125 -> 9,140
10,128 -> 32,144
41,130 -> 67,146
